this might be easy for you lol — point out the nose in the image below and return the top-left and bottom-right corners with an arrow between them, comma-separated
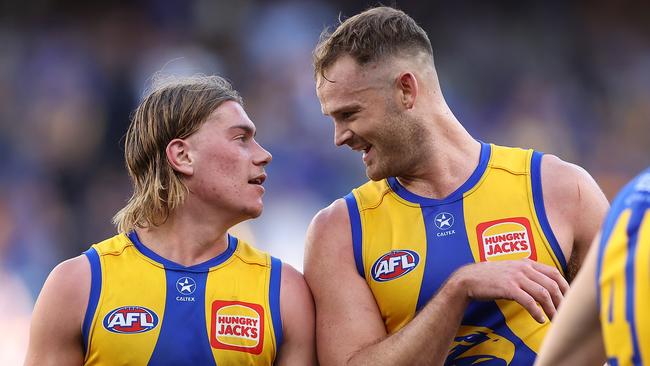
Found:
334,123 -> 354,147
253,140 -> 272,166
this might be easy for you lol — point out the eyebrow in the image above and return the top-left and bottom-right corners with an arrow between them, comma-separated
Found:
325,103 -> 363,117
229,124 -> 256,137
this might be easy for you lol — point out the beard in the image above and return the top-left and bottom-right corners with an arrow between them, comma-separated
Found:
365,109 -> 429,181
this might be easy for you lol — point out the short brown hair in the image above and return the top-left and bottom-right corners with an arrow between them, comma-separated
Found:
313,6 -> 433,79
113,74 -> 243,233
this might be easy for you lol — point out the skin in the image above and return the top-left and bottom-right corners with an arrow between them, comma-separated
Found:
305,53 -> 609,365
534,234 -> 607,366
24,101 -> 317,365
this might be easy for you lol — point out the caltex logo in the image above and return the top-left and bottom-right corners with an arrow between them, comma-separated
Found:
434,212 -> 454,230
176,277 -> 196,295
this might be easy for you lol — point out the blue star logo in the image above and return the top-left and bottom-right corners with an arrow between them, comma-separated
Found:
176,277 -> 196,295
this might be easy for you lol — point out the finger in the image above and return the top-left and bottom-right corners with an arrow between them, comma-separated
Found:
525,266 -> 564,310
520,278 -> 556,321
528,260 -> 570,294
511,288 -> 546,323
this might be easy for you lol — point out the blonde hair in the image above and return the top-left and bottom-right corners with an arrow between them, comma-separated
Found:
113,74 -> 243,233
313,6 -> 433,80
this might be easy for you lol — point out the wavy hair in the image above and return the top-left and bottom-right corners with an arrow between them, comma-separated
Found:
113,74 -> 243,233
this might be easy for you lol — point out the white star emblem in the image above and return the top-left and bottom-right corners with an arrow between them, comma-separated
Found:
434,212 -> 455,230
176,277 -> 196,295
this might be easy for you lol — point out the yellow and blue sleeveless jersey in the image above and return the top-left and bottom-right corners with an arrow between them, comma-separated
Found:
345,142 -> 567,365
596,167 -> 650,366
81,232 -> 283,365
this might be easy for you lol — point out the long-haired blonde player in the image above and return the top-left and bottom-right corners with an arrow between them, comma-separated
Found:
305,6 -> 609,365
536,167 -> 650,366
24,75 -> 316,365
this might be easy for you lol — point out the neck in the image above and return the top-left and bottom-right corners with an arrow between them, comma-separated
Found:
134,204 -> 236,267
397,107 -> 482,199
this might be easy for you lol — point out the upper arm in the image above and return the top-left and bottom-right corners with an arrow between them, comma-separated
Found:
303,199 -> 387,366
534,234 -> 606,366
541,155 -> 609,278
24,255 -> 90,366
274,263 -> 317,366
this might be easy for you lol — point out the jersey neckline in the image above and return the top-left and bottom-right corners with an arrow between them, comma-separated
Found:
386,141 -> 491,206
127,231 -> 238,272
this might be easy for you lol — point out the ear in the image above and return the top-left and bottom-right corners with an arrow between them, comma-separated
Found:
166,138 -> 194,176
397,72 -> 418,109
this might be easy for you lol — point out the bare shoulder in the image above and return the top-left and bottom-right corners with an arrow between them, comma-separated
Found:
540,154 -> 608,226
303,198 -> 353,291
276,262 -> 317,365
540,154 -> 602,198
540,155 -> 609,273
39,255 -> 91,310
304,198 -> 350,258
280,263 -> 313,310
25,255 -> 90,365
308,198 -> 349,230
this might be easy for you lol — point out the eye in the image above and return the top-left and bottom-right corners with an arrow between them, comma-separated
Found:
234,134 -> 249,142
340,111 -> 357,120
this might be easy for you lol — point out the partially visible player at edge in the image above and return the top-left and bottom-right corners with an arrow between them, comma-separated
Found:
536,166 -> 650,366
304,6 -> 609,365
24,75 -> 316,365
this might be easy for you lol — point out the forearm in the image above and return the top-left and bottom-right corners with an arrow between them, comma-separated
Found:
347,278 -> 468,366
535,242 -> 605,366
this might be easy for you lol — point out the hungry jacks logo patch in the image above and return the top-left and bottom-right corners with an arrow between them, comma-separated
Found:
210,300 -> 264,355
476,217 -> 537,262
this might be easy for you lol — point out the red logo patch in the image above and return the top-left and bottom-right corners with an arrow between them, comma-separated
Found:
211,301 -> 264,355
371,250 -> 420,282
103,306 -> 159,334
476,217 -> 537,262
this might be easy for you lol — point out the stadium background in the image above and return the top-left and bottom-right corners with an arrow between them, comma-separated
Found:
1,0 -> 649,363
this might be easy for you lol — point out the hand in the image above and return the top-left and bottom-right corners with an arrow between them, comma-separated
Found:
451,259 -> 569,323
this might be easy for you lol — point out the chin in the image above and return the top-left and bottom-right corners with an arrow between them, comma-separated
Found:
242,204 -> 264,219
366,166 -> 391,181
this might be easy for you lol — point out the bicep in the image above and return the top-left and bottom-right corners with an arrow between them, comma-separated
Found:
304,201 -> 387,365
541,156 -> 609,274
24,256 -> 90,366
313,272 -> 389,366
572,167 -> 609,259
535,238 -> 606,366
275,264 -> 316,366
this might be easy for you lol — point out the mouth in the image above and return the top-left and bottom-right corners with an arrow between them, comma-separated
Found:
248,173 -> 267,185
351,143 -> 372,154
356,145 -> 372,163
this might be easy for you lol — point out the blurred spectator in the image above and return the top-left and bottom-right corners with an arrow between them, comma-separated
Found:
2,1 -> 650,363
0,196 -> 33,365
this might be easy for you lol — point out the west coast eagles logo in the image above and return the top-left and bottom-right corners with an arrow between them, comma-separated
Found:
446,326 -> 515,365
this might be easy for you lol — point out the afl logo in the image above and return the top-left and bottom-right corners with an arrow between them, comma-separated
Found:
103,306 -> 159,334
371,250 -> 420,282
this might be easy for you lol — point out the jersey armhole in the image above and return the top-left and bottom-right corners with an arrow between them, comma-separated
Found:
344,192 -> 365,278
82,247 -> 102,355
530,151 -> 568,273
269,256 -> 283,357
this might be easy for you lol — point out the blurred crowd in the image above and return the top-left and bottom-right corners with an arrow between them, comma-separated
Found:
1,0 -> 649,363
